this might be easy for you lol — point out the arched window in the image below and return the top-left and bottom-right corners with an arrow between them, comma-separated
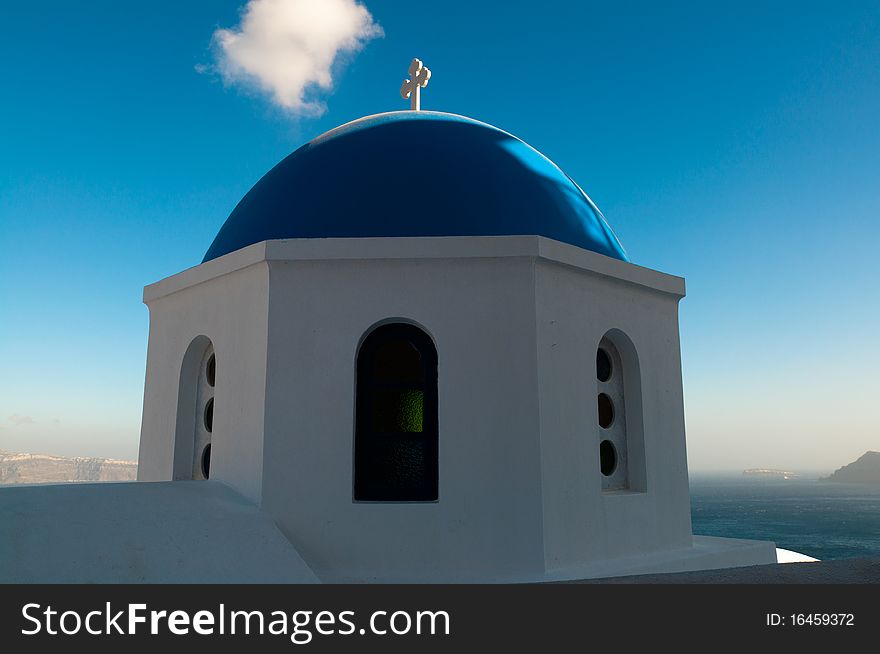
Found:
354,323 -> 438,501
595,331 -> 646,492
173,336 -> 216,481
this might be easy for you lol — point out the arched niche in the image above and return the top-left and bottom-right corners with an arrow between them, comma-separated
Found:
173,335 -> 216,480
595,328 -> 646,492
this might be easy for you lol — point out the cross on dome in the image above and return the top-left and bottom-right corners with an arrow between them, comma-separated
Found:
400,58 -> 431,110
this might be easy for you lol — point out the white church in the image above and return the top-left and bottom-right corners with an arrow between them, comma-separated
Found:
0,61 -> 789,582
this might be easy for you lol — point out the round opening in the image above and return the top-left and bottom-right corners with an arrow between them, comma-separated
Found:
600,440 -> 617,476
597,393 -> 614,428
596,347 -> 612,382
206,354 -> 216,387
204,397 -> 214,433
201,443 -> 212,479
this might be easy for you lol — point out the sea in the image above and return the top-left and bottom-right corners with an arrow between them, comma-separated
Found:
689,476 -> 880,560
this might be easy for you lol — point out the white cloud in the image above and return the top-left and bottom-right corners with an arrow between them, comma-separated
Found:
210,0 -> 383,116
8,414 -> 34,426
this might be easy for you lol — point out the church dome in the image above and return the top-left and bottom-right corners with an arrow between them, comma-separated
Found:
203,111 -> 628,262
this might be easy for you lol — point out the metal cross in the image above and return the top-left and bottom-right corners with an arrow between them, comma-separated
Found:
400,58 -> 431,111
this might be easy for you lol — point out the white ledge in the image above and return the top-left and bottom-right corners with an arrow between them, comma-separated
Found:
144,236 -> 685,303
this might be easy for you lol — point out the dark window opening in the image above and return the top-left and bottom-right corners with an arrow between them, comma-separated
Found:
355,323 -> 438,502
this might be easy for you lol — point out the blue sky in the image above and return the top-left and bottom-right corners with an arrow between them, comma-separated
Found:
1,0 -> 878,471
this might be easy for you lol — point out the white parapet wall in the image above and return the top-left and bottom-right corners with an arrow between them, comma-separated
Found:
0,481 -> 318,583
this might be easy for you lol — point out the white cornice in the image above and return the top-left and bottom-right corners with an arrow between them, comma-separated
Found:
144,236 -> 685,303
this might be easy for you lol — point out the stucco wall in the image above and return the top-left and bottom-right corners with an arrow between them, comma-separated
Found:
0,481 -> 318,583
535,252 -> 693,572
260,254 -> 545,582
138,258 -> 270,503
135,236 -> 773,582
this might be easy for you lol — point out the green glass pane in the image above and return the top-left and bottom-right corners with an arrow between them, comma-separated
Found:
371,389 -> 424,432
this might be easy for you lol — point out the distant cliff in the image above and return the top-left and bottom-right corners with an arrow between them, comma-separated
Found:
822,451 -> 880,484
0,450 -> 137,485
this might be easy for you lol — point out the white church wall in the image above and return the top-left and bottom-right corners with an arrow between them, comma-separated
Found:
534,252 -> 693,573
138,259 -> 270,503
259,252 -> 546,582
134,236 -> 774,582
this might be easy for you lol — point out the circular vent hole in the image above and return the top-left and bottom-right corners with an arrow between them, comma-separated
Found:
204,397 -> 214,433
206,354 -> 216,387
596,347 -> 612,382
600,440 -> 617,476
597,393 -> 614,428
201,444 -> 212,479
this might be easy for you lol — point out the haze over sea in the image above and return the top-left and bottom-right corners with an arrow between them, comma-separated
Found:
689,476 -> 880,561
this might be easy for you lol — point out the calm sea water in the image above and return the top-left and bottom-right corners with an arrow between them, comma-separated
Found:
689,477 -> 880,560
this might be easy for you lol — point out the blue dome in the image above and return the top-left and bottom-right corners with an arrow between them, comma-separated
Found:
203,111 -> 627,263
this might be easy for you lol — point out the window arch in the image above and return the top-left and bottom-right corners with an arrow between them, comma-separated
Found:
173,336 -> 216,481
354,323 -> 438,501
595,330 -> 646,492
